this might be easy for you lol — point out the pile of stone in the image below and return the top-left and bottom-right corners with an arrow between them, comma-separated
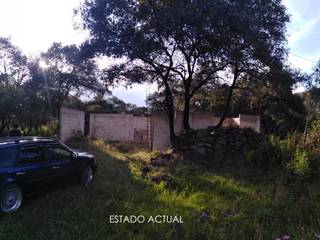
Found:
175,127 -> 264,167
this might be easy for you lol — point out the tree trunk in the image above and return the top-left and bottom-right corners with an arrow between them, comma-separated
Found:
183,94 -> 191,130
164,81 -> 176,143
27,125 -> 33,135
0,118 -> 5,136
167,102 -> 176,143
6,116 -> 10,134
303,114 -> 310,146
216,67 -> 239,128
57,103 -> 62,137
21,127 -> 27,136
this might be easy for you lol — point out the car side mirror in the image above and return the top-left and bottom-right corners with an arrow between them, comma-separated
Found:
73,153 -> 78,159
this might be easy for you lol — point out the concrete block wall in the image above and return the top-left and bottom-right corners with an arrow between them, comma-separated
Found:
190,113 -> 239,129
189,112 -> 219,129
89,113 -> 150,143
151,112 -> 172,150
60,107 -> 85,141
59,108 -> 260,151
239,114 -> 261,133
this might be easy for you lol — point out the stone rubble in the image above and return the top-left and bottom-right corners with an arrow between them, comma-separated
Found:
174,127 -> 264,166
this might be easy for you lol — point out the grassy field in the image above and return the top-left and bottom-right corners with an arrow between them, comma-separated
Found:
1,139 -> 320,240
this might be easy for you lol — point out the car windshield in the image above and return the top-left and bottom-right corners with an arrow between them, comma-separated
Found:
0,147 -> 17,168
59,141 -> 75,152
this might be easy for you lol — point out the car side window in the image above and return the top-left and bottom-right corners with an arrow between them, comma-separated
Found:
0,147 -> 17,168
46,144 -> 72,161
17,145 -> 46,165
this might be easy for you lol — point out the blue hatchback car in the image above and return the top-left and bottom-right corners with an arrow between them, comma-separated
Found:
0,137 -> 97,213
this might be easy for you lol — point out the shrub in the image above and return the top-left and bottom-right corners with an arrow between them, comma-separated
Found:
245,141 -> 282,171
245,133 -> 316,180
269,133 -> 304,165
103,140 -> 149,153
65,132 -> 88,149
287,148 -> 311,179
268,134 -> 316,180
38,120 -> 58,136
307,117 -> 320,150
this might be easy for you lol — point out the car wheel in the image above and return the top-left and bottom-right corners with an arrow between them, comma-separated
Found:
81,166 -> 94,187
0,185 -> 23,213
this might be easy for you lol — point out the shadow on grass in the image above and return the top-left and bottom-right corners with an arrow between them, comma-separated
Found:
0,140 -> 202,240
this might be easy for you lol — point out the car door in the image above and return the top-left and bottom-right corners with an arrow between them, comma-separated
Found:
0,146 -> 17,190
13,144 -> 54,192
45,143 -> 75,182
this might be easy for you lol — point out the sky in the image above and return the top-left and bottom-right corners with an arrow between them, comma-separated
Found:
284,0 -> 320,72
0,0 -> 319,106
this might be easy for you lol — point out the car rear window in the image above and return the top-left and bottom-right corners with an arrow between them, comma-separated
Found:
0,147 -> 17,168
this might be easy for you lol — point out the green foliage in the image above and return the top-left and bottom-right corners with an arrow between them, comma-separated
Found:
307,116 -> 320,150
78,0 -> 290,133
288,148 -> 311,178
65,132 -> 89,148
245,141 -> 282,171
35,42 -> 103,116
301,87 -> 320,115
0,38 -> 108,136
0,38 -> 36,136
269,133 -> 301,163
37,121 -> 58,136
0,37 -> 29,86
244,132 -> 320,182
85,96 -> 149,115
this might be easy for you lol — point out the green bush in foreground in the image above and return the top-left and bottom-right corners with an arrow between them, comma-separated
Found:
245,141 -> 282,171
245,132 -> 320,182
288,148 -> 311,178
308,117 -> 320,151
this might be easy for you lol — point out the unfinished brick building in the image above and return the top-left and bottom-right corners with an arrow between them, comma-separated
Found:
60,108 -> 260,150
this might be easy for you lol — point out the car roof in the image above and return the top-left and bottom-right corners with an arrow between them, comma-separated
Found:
0,137 -> 57,148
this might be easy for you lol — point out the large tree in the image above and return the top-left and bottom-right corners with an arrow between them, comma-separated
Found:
0,37 -> 29,87
0,37 -> 30,135
78,0 -> 289,141
32,42 -> 103,119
